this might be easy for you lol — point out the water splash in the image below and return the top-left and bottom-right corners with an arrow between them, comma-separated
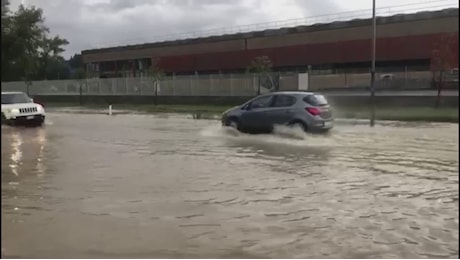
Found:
200,124 -> 340,148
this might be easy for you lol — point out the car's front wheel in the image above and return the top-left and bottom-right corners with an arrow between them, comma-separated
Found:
226,118 -> 240,130
31,117 -> 45,127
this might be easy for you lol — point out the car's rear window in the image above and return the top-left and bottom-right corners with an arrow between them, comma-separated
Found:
303,94 -> 328,106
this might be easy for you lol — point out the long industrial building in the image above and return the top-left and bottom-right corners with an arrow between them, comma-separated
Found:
81,8 -> 458,78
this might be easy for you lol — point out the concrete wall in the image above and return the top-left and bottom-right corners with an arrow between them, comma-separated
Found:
84,32 -> 459,73
82,9 -> 458,63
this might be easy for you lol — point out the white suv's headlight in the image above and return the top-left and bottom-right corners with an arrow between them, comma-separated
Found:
11,108 -> 19,114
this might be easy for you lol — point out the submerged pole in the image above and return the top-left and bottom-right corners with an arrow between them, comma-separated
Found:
370,0 -> 376,127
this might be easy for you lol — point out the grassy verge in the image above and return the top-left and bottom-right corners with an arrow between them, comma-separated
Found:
44,102 -> 458,123
335,107 -> 458,123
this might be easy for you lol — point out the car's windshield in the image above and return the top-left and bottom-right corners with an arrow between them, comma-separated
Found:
303,94 -> 328,106
1,93 -> 32,104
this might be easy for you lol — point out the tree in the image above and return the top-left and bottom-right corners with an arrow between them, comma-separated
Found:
44,56 -> 70,80
71,67 -> 86,79
68,53 -> 83,68
1,2 -> 69,82
1,0 -> 9,17
430,33 -> 458,108
147,58 -> 165,106
247,55 -> 273,95
38,35 -> 69,79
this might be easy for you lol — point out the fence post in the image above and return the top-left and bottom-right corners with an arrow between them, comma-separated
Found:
209,74 -> 213,96
253,73 -> 256,95
79,80 -> 83,105
125,77 -> 128,94
172,73 -> 176,96
112,78 -> 116,95
230,73 -> 233,96
65,81 -> 69,94
344,72 -> 348,88
139,78 -> 143,95
189,75 -> 192,96
404,66 -> 408,89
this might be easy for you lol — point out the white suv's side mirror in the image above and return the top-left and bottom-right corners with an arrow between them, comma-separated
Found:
30,98 -> 34,102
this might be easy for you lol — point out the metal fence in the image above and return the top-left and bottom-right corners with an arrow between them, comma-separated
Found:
1,74 -> 264,97
1,70 -> 455,96
309,71 -> 434,90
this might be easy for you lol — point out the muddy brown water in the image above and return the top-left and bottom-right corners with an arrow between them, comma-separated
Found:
1,113 -> 458,258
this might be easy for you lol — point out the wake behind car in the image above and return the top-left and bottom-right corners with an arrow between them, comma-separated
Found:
221,91 -> 333,134
1,92 -> 45,127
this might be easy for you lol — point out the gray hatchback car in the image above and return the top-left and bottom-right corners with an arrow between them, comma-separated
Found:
221,91 -> 334,134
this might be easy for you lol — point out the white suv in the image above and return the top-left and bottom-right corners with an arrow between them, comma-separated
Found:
1,92 -> 46,126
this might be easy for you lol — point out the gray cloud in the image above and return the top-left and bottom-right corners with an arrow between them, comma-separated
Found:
7,0 -> 346,58
293,0 -> 343,16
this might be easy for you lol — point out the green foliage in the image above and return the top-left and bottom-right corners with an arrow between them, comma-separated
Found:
146,59 -> 165,105
2,0 -> 9,17
430,33 -> 457,75
147,59 -> 165,83
430,33 -> 457,107
246,55 -> 273,75
71,67 -> 86,80
247,56 -> 274,95
1,2 -> 69,81
68,54 -> 82,69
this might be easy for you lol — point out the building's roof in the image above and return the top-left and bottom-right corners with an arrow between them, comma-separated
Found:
82,8 -> 458,55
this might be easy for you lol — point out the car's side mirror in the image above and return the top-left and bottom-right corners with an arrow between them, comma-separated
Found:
242,104 -> 250,110
30,98 -> 34,102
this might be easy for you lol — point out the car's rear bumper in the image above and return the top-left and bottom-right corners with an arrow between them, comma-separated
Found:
308,119 -> 334,132
2,114 -> 45,126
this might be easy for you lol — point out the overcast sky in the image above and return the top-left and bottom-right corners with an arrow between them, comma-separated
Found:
8,0 -> 459,58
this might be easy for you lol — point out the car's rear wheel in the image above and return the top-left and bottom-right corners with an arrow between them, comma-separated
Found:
289,121 -> 307,133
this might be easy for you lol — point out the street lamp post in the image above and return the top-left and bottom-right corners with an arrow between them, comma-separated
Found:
370,0 -> 376,127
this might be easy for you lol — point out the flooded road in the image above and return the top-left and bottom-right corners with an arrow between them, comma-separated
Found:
1,113 -> 458,258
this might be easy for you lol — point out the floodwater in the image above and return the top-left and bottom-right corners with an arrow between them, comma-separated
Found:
1,113 -> 458,258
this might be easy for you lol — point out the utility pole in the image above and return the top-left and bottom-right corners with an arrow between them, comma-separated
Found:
370,0 -> 376,127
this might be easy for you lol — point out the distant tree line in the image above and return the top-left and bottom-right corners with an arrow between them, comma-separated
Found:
1,0 -> 83,82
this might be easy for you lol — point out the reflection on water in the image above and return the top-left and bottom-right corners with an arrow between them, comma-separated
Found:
9,131 -> 22,176
1,126 -> 48,212
2,126 -> 47,179
1,113 -> 458,258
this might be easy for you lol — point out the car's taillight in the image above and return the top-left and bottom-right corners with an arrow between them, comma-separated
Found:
306,107 -> 321,116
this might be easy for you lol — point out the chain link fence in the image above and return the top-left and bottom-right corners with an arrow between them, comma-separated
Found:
1,70 -> 455,96
1,74 -> 262,97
